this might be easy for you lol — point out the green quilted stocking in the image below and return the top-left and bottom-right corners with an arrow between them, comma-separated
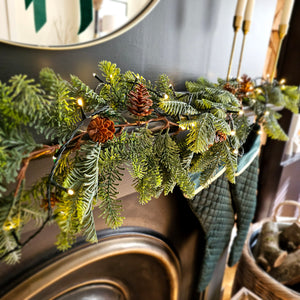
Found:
189,173 -> 235,292
228,155 -> 259,266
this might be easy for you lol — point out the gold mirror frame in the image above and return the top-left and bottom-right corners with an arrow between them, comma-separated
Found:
0,0 -> 159,51
1,234 -> 180,300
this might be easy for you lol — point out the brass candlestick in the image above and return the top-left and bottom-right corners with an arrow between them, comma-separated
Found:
236,20 -> 251,79
226,16 -> 243,81
270,24 -> 288,82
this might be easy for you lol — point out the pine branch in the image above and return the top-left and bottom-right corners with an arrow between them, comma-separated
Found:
282,86 -> 299,114
159,100 -> 198,116
1,75 -> 48,128
69,75 -> 107,111
128,130 -> 162,203
97,144 -> 125,228
55,195 -> 79,251
0,230 -> 21,264
183,113 -> 216,153
39,68 -> 81,142
220,141 -> 238,183
154,132 -> 195,198
263,111 -> 288,141
185,77 -> 215,92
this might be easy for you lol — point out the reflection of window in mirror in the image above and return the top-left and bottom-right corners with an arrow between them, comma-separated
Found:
0,0 -> 152,47
0,0 -> 85,46
95,0 -> 128,38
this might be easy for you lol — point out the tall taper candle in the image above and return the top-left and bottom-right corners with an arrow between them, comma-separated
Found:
233,0 -> 247,29
236,0 -> 256,78
235,0 -> 247,16
244,0 -> 255,21
227,0 -> 247,81
280,0 -> 294,25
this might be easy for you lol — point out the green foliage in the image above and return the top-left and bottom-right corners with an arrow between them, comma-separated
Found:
0,183 -> 24,264
98,61 -> 127,110
183,113 -> 216,153
263,110 -> 288,141
248,82 -> 299,141
185,77 -> 215,92
128,130 -> 163,204
69,75 -> 107,112
39,68 -> 81,142
282,86 -> 299,114
0,229 -> 21,264
0,75 -> 47,129
154,131 -> 195,197
97,144 -> 125,228
1,61 -> 299,264
55,142 -> 101,248
159,100 -> 198,116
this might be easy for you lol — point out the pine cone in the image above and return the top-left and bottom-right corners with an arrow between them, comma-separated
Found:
40,193 -> 59,210
238,74 -> 254,95
127,83 -> 154,117
87,117 -> 115,143
223,82 -> 238,95
215,131 -> 227,143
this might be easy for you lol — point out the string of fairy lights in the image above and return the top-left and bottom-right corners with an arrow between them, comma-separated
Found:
0,0 -> 294,260
0,74 -> 289,261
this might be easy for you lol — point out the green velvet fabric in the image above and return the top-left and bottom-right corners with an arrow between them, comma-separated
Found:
190,173 -> 235,291
228,155 -> 259,266
189,134 -> 260,292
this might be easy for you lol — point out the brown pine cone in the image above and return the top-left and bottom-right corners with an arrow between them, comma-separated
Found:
87,117 -> 115,143
127,83 -> 154,117
41,193 -> 59,210
215,131 -> 227,143
238,74 -> 254,95
223,82 -> 238,95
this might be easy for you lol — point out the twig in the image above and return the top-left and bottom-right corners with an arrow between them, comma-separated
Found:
14,145 -> 60,197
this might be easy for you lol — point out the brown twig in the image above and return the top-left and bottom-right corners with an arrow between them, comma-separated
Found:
14,144 -> 60,197
114,116 -> 179,131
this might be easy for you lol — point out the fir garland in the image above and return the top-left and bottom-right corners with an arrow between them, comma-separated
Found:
0,61 -> 299,264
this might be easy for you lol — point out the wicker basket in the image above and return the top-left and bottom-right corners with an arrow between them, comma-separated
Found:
232,201 -> 300,300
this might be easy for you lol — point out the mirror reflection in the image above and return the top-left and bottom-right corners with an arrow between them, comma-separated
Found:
0,0 -> 156,48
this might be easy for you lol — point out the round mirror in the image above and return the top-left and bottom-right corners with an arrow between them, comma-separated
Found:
0,0 -> 159,50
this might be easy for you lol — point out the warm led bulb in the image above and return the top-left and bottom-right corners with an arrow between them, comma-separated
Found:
77,98 -> 83,106
238,110 -> 244,116
67,189 -> 75,196
163,94 -> 169,100
180,125 -> 186,130
233,149 -> 239,155
279,78 -> 286,85
264,111 -> 270,116
255,88 -> 263,94
257,130 -> 263,135
230,130 -> 236,136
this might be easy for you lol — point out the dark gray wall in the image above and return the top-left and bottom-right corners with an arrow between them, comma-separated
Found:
0,0 -> 276,90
